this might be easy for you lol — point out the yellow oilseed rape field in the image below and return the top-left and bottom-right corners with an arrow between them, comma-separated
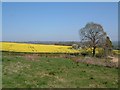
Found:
0,42 -> 79,53
113,50 -> 120,55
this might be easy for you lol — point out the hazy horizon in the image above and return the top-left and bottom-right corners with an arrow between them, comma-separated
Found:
2,2 -> 118,41
1,40 -> 119,42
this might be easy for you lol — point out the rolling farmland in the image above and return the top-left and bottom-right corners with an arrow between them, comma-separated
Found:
1,42 -> 119,88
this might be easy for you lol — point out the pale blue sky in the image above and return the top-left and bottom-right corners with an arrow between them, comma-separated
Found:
0,2 -> 2,41
2,2 -> 118,41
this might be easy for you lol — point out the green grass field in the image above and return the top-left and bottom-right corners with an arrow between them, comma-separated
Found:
2,52 -> 118,88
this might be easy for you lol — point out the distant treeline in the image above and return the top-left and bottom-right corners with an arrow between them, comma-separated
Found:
112,41 -> 120,50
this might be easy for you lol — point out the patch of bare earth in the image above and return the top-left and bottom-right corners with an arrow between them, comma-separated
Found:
24,54 -> 39,62
108,56 -> 118,63
74,56 -> 118,68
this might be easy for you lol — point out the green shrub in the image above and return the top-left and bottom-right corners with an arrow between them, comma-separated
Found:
72,44 -> 79,49
81,51 -> 89,56
95,49 -> 104,58
95,53 -> 103,58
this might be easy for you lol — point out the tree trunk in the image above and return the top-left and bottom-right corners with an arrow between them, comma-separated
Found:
92,47 -> 96,57
104,47 -> 108,58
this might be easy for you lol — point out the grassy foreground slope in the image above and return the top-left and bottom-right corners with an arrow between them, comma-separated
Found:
2,52 -> 118,88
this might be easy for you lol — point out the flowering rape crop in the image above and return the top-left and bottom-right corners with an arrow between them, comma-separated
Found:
113,50 -> 120,55
0,42 -> 79,53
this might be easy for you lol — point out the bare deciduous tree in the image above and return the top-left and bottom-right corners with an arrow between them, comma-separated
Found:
79,22 -> 107,57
